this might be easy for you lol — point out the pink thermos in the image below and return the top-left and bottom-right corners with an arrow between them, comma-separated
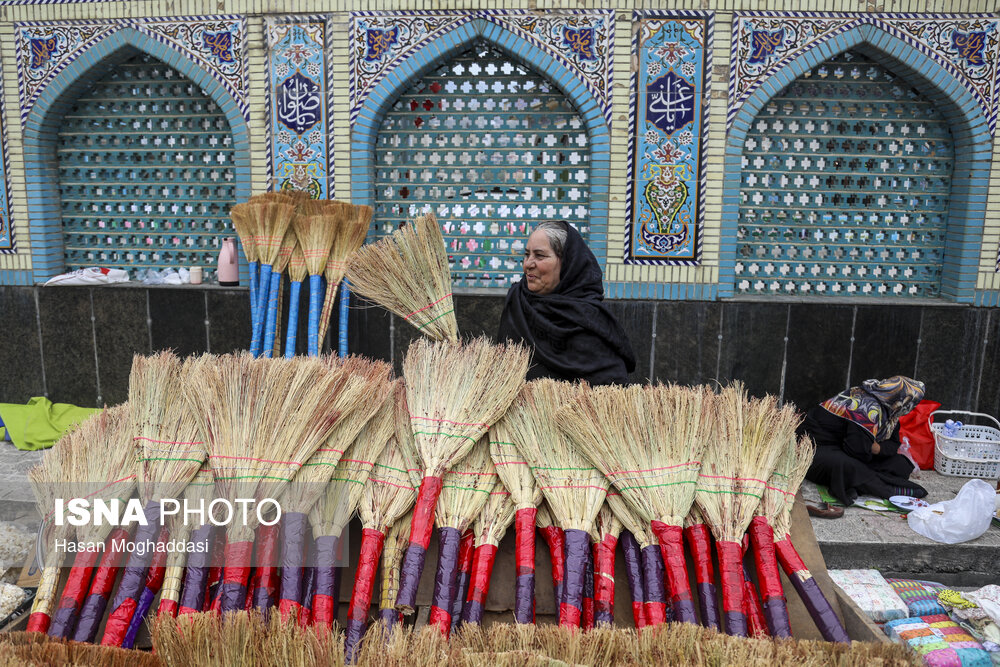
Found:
218,238 -> 239,286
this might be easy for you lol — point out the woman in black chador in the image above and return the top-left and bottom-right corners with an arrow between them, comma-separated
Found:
497,221 -> 636,386
801,375 -> 928,508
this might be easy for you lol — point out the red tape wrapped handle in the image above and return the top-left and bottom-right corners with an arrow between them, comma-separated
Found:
75,527 -> 131,643
538,525 -> 565,623
592,535 -> 616,626
619,531 -> 645,629
651,521 -> 697,624
48,548 -> 101,638
218,540 -> 254,613
716,539 -> 748,637
748,516 -> 791,638
684,523 -> 719,630
396,476 -> 444,613
462,543 -> 498,625
344,528 -> 385,662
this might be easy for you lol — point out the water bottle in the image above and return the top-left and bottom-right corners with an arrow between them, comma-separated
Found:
942,419 -> 963,438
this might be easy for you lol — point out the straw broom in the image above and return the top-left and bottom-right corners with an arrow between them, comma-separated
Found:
461,481 -> 516,626
684,505 -> 719,630
160,464 -> 214,616
345,211 -> 457,342
230,202 -> 260,339
25,433 -> 78,634
307,385 -> 396,632
263,230 -> 297,358
345,443 -> 417,662
317,202 -> 374,347
276,358 -> 393,619
249,202 -> 296,356
293,212 -> 338,356
120,530 -> 169,649
762,436 -> 849,643
589,502 -> 622,628
395,337 -> 528,615
508,379 -> 607,628
378,513 -> 412,632
183,354 -> 348,613
557,383 -> 713,626
1,633 -> 163,667
582,531 -> 595,631
534,503 -> 565,624
450,529 -> 476,635
606,493 -> 646,630
694,384 -> 795,637
284,245 -> 309,357
98,352 -> 206,646
488,415 -> 543,625
741,542 -> 770,639
47,406 -> 137,639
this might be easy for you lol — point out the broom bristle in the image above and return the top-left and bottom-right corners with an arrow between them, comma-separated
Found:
249,191 -> 295,205
359,443 -> 418,533
435,438 -> 496,532
346,212 -> 457,341
253,202 -> 297,266
404,336 -> 529,479
379,512 -> 412,618
310,385 -> 397,538
288,245 -> 309,283
591,501 -> 624,545
392,381 -> 424,490
474,484 -> 516,548
293,213 -> 338,277
606,493 -> 653,548
507,380 -> 606,533
297,197 -> 330,217
272,230 -> 298,274
314,201 -> 374,346
0,632 -> 164,667
489,416 -> 542,511
230,203 -> 259,264
766,435 -> 816,541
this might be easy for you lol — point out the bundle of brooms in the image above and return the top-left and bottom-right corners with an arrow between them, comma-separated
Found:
100,352 -> 206,647
157,463 -> 214,617
589,503 -> 622,628
148,612 -> 919,667
42,405 -> 137,640
245,199 -> 296,357
183,354 -> 350,613
533,503 -> 565,625
460,471 -> 516,627
507,379 -> 607,628
605,493 -> 648,630
557,383 -> 713,627
488,414 -> 543,625
316,201 -> 374,350
394,337 -> 528,616
694,383 -> 799,637
307,382 -> 396,631
275,357 -> 393,620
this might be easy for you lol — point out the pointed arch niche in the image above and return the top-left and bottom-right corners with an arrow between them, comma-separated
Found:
22,27 -> 252,282
720,24 -> 991,303
350,19 -> 611,292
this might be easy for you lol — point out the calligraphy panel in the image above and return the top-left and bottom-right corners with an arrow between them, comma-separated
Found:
268,19 -> 328,198
625,13 -> 711,265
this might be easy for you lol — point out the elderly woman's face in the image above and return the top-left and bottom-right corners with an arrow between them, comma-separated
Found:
524,230 -> 561,295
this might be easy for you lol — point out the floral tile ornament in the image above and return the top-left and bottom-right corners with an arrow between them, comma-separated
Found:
267,17 -> 328,198
729,12 -> 1000,135
15,16 -> 249,125
625,11 -> 712,265
349,10 -> 613,125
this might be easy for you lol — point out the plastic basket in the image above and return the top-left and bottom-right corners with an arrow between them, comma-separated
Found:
928,410 -> 1000,479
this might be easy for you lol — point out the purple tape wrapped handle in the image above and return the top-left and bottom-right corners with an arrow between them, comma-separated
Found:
561,528 -> 590,623
430,527 -> 461,623
99,503 -> 161,638
451,567 -> 470,634
514,573 -> 534,625
395,543 -> 426,614
72,593 -> 108,643
641,544 -> 666,605
178,524 -> 214,612
621,531 -> 644,611
122,585 -> 157,649
279,512 -> 309,607
697,582 -> 720,630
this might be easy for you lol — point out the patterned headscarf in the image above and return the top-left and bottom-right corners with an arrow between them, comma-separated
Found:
820,375 -> 926,442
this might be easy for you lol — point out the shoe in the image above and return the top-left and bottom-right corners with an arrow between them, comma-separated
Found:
806,502 -> 845,519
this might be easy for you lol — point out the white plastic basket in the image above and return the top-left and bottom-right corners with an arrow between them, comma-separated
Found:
928,410 -> 1000,479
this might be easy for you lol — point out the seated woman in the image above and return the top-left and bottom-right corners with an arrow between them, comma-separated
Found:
800,375 -> 928,509
497,221 -> 636,385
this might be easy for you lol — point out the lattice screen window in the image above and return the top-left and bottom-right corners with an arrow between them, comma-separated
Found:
736,50 -> 954,298
58,51 -> 237,272
375,39 -> 591,290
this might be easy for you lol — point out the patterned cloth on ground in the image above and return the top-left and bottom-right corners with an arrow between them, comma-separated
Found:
829,568 -> 909,623
887,578 -> 948,617
884,614 -> 992,667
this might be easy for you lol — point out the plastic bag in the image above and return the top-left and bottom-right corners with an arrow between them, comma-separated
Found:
907,479 -> 996,544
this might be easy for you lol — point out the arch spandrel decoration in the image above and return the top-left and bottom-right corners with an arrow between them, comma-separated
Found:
20,25 -> 252,283
722,21 -> 993,304
350,13 -> 612,283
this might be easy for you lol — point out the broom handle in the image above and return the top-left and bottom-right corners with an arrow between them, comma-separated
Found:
177,524 -> 214,615
277,511 -> 310,618
339,280 -> 350,356
218,540 -> 254,613
427,526 -> 463,636
742,560 -> 770,639
262,271 -> 282,358
307,274 -> 324,356
316,279 -> 339,350
74,527 -> 131,643
716,539 -> 748,637
462,542 -> 498,626
345,528 -> 386,663
311,535 -> 340,631
650,521 -> 698,624
774,537 -> 850,643
250,263 -> 272,356
582,540 -> 595,631
537,525 -> 564,624
284,279 -> 303,358
684,523 -> 719,630
748,516 -> 791,638
27,564 -> 62,633
298,545 -> 316,628
48,547 -> 102,638
252,522 -> 281,612
513,508 -> 536,624
121,536 -> 169,649
450,529 -> 476,634
592,534 -> 617,626
559,528 -> 590,628
397,475 -> 444,614
640,544 -> 667,626
102,503 -> 162,645
619,531 -> 646,629
248,259 -> 259,335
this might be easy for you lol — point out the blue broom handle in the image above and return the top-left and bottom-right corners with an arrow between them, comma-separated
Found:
339,280 -> 350,357
250,263 -> 272,356
262,270 -> 282,358
284,280 -> 302,358
307,274 -> 324,357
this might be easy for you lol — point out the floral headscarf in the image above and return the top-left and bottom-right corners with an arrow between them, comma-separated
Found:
820,375 -> 926,441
